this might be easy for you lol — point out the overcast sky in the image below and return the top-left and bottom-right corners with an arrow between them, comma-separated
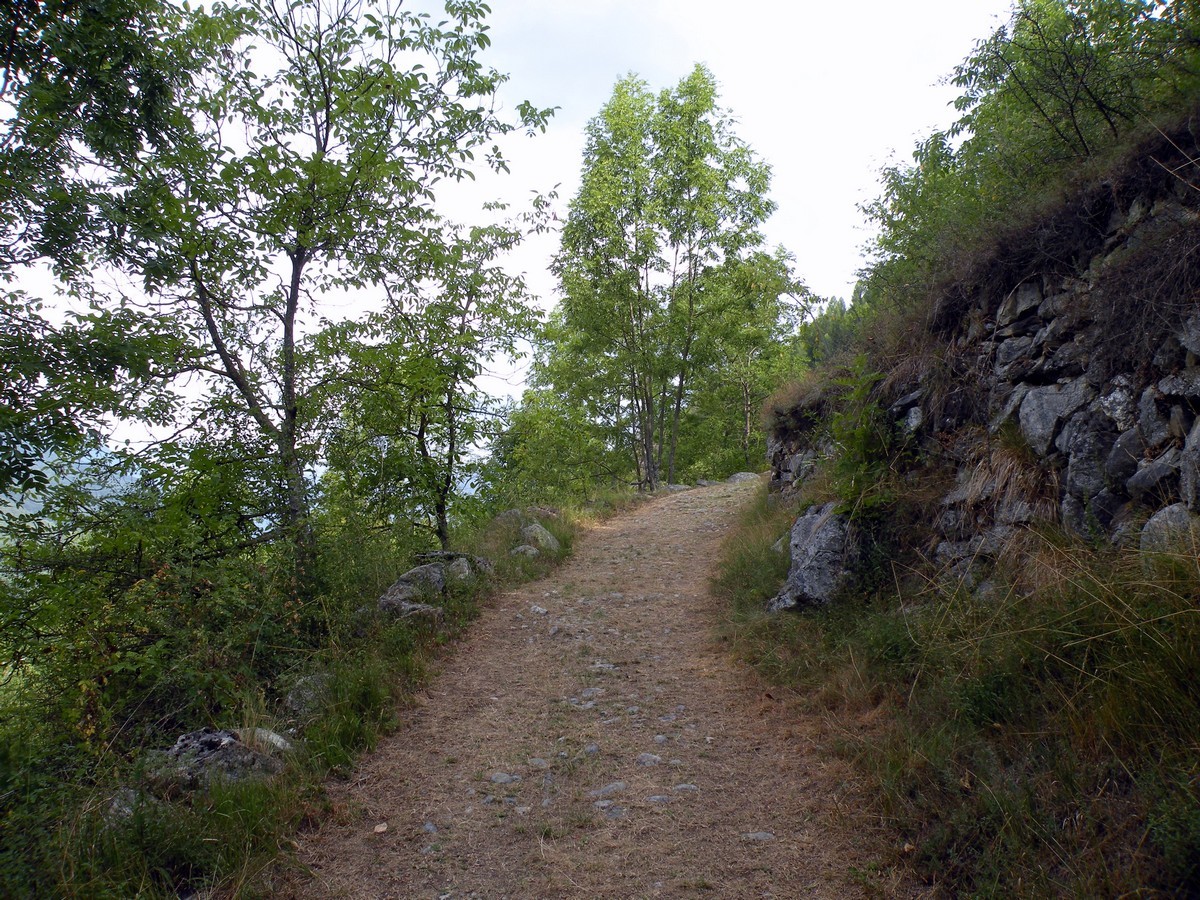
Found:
432,0 -> 1017,308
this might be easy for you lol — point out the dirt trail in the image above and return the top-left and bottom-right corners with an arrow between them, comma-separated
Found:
287,480 -> 908,899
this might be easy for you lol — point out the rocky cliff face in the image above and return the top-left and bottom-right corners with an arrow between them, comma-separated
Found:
769,137 -> 1200,601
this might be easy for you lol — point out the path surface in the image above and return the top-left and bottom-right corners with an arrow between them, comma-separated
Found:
286,480 -> 907,899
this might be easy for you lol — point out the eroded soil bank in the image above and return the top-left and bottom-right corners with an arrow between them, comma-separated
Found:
284,480 -> 910,899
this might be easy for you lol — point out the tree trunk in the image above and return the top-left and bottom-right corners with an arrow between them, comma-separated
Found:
640,378 -> 658,491
281,250 -> 316,593
742,378 -> 753,467
434,385 -> 458,550
666,330 -> 694,484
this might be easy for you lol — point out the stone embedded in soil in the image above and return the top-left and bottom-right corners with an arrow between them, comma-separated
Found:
636,753 -> 662,766
673,783 -> 698,792
589,781 -> 626,798
528,757 -> 549,769
605,806 -> 627,819
583,743 -> 600,755
654,734 -> 667,744
423,822 -> 438,833
647,795 -> 670,804
490,772 -> 520,785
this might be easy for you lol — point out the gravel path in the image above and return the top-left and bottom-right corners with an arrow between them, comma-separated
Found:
285,480 -> 909,898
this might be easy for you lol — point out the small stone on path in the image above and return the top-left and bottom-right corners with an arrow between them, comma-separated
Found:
588,780 -> 626,799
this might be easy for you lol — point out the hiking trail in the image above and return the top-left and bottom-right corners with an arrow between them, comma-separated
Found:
285,480 -> 910,898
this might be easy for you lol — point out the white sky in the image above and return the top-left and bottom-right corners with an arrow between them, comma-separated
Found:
432,0 -> 1017,307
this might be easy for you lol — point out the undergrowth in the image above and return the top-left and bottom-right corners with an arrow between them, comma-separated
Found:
717,483 -> 1200,896
0,496 -> 624,898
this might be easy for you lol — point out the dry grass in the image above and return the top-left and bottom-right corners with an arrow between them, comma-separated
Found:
761,366 -> 849,436
720,475 -> 1200,896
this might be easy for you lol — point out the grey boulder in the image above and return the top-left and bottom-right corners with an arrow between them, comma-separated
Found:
727,472 -> 761,483
1141,503 -> 1200,554
768,502 -> 859,612
146,728 -> 282,796
520,522 -> 560,552
379,563 -> 446,619
1018,378 -> 1094,456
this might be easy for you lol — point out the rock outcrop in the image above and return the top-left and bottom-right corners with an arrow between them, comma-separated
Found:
768,502 -> 859,611
767,163 -> 1200,608
145,728 -> 284,797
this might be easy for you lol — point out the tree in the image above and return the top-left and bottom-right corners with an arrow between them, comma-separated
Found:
547,65 -> 778,488
318,218 -> 542,548
116,0 -> 549,583
0,0 -> 198,493
553,74 -> 661,486
857,1 -> 1200,314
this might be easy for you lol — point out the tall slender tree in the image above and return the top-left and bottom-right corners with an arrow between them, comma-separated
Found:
549,64 -> 776,489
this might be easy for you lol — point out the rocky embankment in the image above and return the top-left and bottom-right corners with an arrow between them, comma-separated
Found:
769,136 -> 1200,606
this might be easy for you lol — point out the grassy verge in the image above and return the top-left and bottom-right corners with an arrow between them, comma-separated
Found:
716,483 -> 1200,897
0,495 -> 641,898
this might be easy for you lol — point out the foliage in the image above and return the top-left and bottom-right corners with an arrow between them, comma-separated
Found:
503,67 -> 804,498
825,357 -> 896,517
0,0 -> 199,493
107,0 -> 551,582
0,0 -> 560,894
857,1 -> 1200,316
316,217 -> 545,548
482,384 -> 629,505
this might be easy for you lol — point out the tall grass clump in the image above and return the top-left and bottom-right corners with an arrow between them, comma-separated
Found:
719,489 -> 1200,895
